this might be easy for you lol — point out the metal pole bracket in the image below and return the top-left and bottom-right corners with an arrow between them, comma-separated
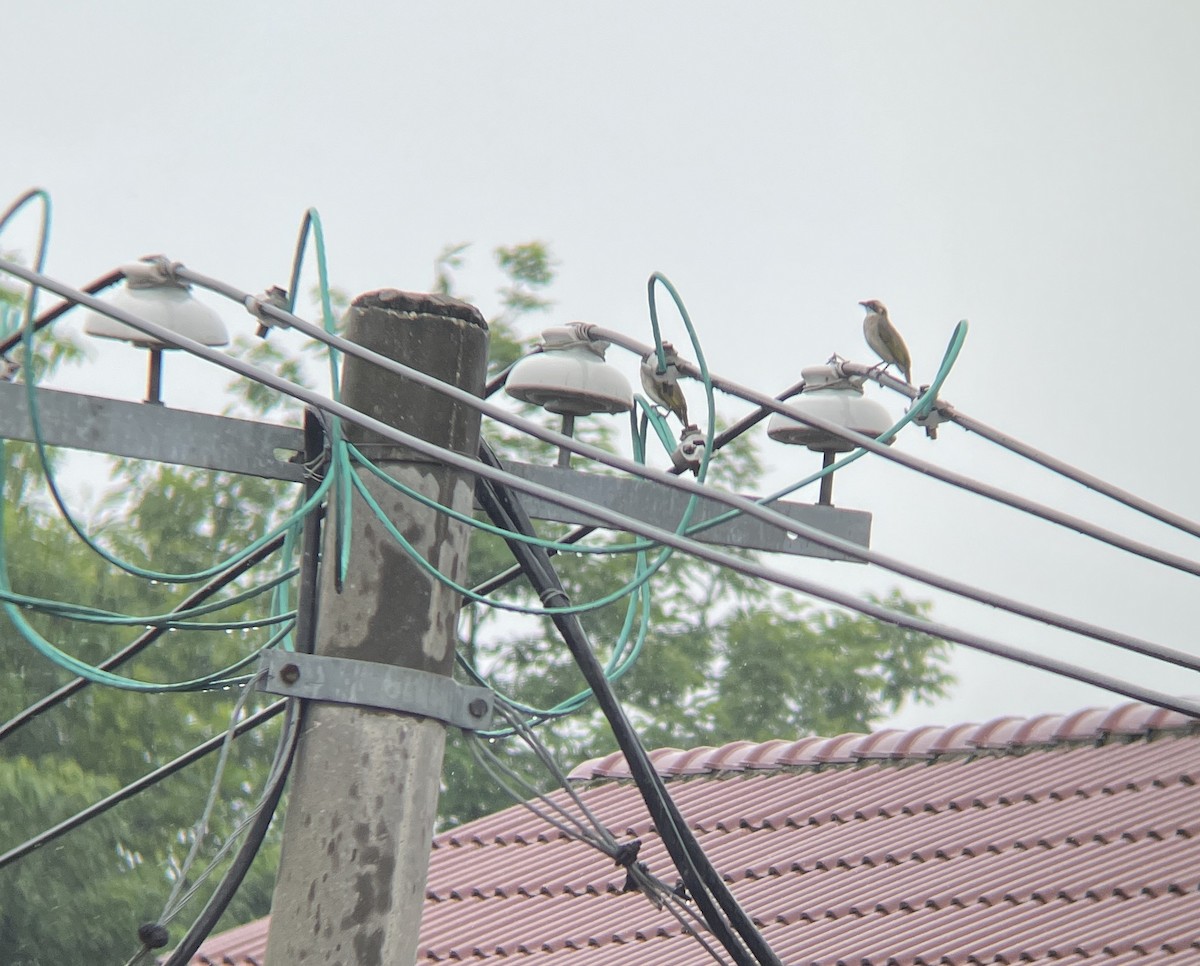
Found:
257,650 -> 494,731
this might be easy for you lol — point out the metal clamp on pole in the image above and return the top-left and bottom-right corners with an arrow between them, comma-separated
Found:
257,650 -> 495,731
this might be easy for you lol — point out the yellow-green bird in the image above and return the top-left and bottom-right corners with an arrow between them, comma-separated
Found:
860,299 -> 913,384
640,343 -> 690,427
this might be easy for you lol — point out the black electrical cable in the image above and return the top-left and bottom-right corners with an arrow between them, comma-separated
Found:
0,699 -> 286,870
475,441 -> 780,966
157,408 -> 327,966
475,453 -> 768,965
467,714 -> 732,965
473,488 -> 752,966
292,410 -> 326,650
483,360 -> 517,399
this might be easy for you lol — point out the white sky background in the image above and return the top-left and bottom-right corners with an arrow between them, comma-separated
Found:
5,1 -> 1200,734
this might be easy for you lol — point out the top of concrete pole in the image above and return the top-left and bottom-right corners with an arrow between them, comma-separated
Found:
339,290 -> 489,460
354,289 -> 488,329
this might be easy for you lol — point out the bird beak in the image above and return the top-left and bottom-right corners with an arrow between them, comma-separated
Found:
858,301 -> 870,308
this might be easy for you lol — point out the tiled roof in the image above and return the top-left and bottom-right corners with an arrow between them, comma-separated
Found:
185,702 -> 1200,964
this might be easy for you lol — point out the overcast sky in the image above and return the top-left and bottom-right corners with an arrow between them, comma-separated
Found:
6,2 -> 1200,735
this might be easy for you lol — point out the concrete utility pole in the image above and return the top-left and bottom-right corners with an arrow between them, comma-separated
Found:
265,291 -> 488,965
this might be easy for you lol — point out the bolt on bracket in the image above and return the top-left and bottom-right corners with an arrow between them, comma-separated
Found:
257,650 -> 494,730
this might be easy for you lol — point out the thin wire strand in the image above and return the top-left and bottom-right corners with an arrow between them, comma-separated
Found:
478,702 -> 735,966
0,699 -> 287,871
495,702 -> 627,844
466,737 -> 613,851
149,696 -> 303,966
158,671 -> 265,922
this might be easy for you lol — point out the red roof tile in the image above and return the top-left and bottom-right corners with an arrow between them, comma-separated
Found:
184,702 -> 1200,964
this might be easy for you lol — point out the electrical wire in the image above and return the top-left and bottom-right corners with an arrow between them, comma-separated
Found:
336,280 -> 722,631
2,310 -> 326,690
4,217 -> 1195,950
843,359 -> 1200,541
647,270 -> 720,462
5,259 -> 329,588
153,698 -> 300,966
5,260 -> 1198,713
0,698 -> 287,871
459,439 -> 655,731
291,410 -> 327,649
157,672 -> 266,922
637,393 -> 678,452
483,360 -> 516,398
463,377 -> 805,602
0,568 -> 297,628
156,418 -> 327,965
475,453 -> 779,965
468,707 -> 733,965
0,442 -> 300,691
177,264 -> 951,520
4,203 -> 736,954
12,331 -> 330,583
0,269 -> 124,361
176,260 -> 1200,589
0,530 -> 289,742
456,384 -> 802,720
8,246 -> 1198,616
467,733 -> 612,853
9,199 -> 1200,960
587,321 -> 1200,578
9,204 -> 307,600
350,439 -> 678,617
0,188 -> 50,323
138,264 -> 1200,673
279,207 -> 353,590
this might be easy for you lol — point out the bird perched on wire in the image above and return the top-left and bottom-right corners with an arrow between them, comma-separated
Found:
860,299 -> 913,385
640,342 -> 691,427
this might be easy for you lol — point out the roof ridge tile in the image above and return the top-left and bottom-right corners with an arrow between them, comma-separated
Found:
567,702 -> 1200,782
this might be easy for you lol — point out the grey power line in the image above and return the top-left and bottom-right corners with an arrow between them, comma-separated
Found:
5,258 -> 1197,714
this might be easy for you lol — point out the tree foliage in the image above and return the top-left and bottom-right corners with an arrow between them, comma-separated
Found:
0,245 -> 952,960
